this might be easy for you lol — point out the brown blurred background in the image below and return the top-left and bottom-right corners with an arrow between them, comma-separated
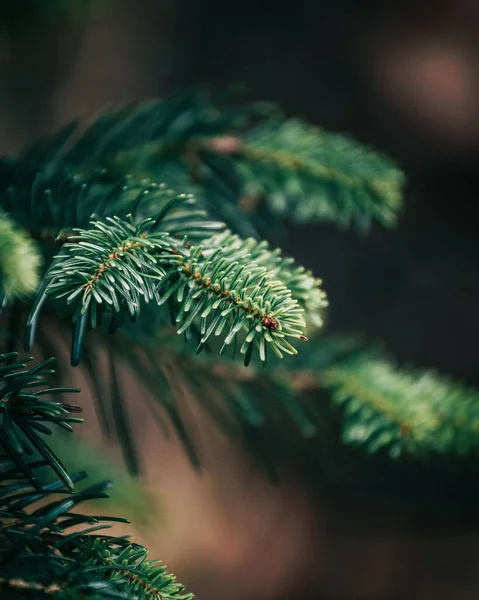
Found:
2,1 -> 479,598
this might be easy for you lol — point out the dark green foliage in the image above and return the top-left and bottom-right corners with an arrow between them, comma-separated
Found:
26,212 -> 320,366
201,230 -> 327,328
0,84 -> 476,599
20,202 -> 323,465
0,352 -> 192,599
1,86 -> 476,469
0,156 -> 221,241
0,88 -> 404,244
236,118 -> 404,230
2,87 -> 474,467
0,353 -> 81,491
323,350 -> 479,458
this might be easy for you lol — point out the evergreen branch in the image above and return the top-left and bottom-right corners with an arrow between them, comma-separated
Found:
1,87 -> 273,240
202,230 -> 328,329
46,216 -> 180,325
231,118 -> 405,229
112,331 -> 479,465
0,353 -> 81,491
0,212 -> 42,305
107,101 -> 404,234
0,479 -> 185,600
0,351 -> 192,600
1,88 -> 403,247
322,351 -> 479,458
165,237 -> 311,363
77,541 -> 193,600
20,87 -> 273,174
0,83 -> 419,600
0,155 -> 104,234
0,156 -> 222,243
81,91 -> 403,233
36,216 -> 317,366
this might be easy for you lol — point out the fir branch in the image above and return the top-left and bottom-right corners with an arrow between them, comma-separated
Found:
202,230 -> 328,329
0,156 -> 222,244
107,104 -> 405,234
110,331 -> 479,465
322,351 -> 479,458
20,88 -> 273,174
87,543 -> 193,600
0,212 -> 42,305
232,118 -> 405,230
1,88 -> 403,247
0,353 -> 81,491
28,215 -> 319,366
0,351 -> 192,600
164,238 -> 310,363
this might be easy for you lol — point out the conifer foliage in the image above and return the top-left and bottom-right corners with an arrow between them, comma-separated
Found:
0,86 -> 475,598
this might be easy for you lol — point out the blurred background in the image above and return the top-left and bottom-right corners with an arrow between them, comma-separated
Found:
1,1 -> 479,598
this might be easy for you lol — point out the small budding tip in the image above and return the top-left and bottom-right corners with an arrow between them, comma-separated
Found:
300,335 -> 308,341
262,316 -> 279,330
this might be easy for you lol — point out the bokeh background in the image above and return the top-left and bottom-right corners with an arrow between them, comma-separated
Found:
1,1 -> 479,598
